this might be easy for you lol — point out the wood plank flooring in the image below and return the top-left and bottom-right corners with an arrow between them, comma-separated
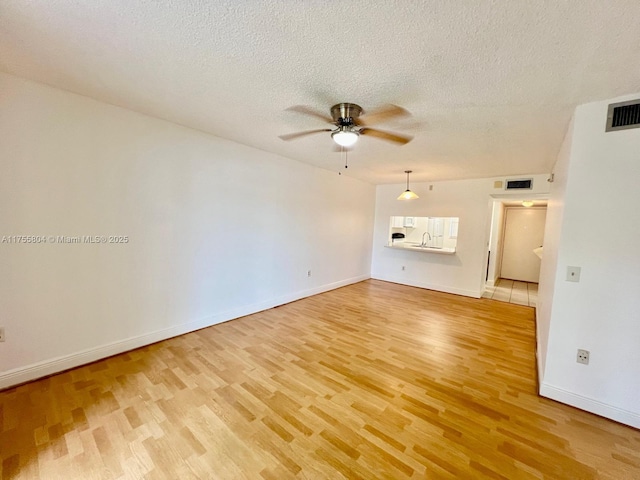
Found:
1,279 -> 639,479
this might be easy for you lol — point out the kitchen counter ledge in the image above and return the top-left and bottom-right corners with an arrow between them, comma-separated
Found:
385,244 -> 456,254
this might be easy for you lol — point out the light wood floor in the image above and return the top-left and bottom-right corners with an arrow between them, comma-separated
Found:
1,280 -> 639,479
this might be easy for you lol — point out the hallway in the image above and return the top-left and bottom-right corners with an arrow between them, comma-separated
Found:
483,278 -> 538,307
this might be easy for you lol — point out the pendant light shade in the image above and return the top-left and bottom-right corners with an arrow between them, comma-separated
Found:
397,170 -> 419,200
398,190 -> 419,200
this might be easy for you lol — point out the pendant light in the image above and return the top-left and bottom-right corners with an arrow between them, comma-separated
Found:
397,170 -> 419,200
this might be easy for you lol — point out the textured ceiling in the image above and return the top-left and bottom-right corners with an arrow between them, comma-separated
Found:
2,1 -> 640,184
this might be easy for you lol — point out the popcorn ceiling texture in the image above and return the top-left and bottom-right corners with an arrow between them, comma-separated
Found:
1,0 -> 639,184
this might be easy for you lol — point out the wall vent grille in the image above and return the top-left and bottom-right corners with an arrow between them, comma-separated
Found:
606,100 -> 640,132
505,178 -> 533,190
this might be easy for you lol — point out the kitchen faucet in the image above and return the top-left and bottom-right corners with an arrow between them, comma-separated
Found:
421,231 -> 431,247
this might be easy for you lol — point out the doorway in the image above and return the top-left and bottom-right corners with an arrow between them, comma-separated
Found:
484,198 -> 548,304
500,206 -> 547,282
484,278 -> 538,306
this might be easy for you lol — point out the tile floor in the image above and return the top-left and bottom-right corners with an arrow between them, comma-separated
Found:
483,278 -> 538,307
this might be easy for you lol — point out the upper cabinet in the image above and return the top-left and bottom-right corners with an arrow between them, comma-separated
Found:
391,217 -> 405,228
391,216 -> 418,228
403,216 -> 417,228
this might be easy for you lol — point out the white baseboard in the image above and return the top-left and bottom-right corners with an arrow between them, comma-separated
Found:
540,383 -> 640,429
0,274 -> 369,390
371,273 -> 482,298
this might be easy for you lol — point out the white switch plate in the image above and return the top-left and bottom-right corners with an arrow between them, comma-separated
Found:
566,266 -> 581,282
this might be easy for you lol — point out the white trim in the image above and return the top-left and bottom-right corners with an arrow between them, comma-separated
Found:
0,275 -> 369,390
535,309 -> 545,384
371,274 -> 481,298
540,383 -> 640,429
536,349 -> 545,386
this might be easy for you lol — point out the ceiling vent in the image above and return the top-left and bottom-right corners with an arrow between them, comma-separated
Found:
606,100 -> 640,132
505,178 -> 533,190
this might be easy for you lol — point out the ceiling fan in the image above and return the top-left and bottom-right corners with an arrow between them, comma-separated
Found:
279,103 -> 413,148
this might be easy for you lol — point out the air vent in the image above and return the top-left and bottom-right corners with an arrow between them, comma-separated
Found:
505,178 -> 533,190
606,100 -> 640,132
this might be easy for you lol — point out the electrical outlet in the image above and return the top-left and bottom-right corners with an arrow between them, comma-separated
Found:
577,349 -> 589,365
307,270 -> 312,277
0,327 -> 5,342
566,266 -> 581,282
401,266 -> 406,271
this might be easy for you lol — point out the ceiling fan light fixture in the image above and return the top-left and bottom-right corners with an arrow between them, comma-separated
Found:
332,128 -> 359,147
397,170 -> 419,200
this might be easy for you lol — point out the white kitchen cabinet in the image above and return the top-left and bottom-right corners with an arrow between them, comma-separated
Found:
403,217 -> 417,228
391,216 -> 417,228
391,216 -> 405,228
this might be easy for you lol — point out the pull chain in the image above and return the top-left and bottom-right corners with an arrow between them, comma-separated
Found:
338,147 -> 349,175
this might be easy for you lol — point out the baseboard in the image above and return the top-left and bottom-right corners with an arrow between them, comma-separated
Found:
371,273 -> 482,298
0,274 -> 369,390
540,383 -> 640,429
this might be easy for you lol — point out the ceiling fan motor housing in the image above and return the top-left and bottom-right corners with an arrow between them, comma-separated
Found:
331,103 -> 363,126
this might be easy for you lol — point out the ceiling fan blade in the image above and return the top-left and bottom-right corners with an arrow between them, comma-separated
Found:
279,129 -> 333,141
358,104 -> 410,126
285,105 -> 334,123
359,127 -> 413,145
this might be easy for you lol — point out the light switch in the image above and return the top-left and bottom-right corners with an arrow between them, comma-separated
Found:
566,266 -> 581,282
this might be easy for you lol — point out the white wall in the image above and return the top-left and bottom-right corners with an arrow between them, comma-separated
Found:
538,94 -> 640,428
536,117 -> 573,377
371,175 -> 550,298
0,73 -> 375,388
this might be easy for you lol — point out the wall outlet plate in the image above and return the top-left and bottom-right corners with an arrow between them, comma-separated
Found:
577,349 -> 589,365
566,266 -> 581,282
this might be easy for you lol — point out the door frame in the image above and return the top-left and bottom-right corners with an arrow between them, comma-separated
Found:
484,194 -> 549,289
